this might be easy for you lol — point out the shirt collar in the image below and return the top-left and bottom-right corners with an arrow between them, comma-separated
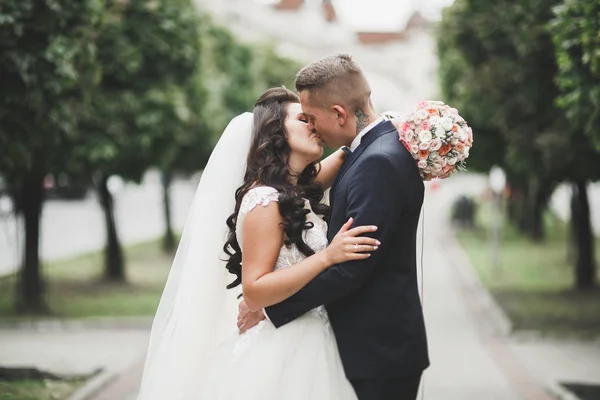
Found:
349,116 -> 384,152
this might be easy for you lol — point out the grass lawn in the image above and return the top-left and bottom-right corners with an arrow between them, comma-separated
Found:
455,201 -> 600,339
0,379 -> 84,400
0,240 -> 172,319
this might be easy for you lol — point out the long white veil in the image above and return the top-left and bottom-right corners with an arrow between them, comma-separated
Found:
137,113 -> 253,400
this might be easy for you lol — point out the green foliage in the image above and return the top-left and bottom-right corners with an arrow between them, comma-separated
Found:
0,0 -> 104,176
79,0 -> 205,181
0,379 -> 85,400
198,21 -> 301,160
438,0 -> 600,249
552,0 -> 600,147
438,0 -> 566,178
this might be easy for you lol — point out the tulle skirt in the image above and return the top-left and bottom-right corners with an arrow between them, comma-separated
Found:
194,308 -> 358,400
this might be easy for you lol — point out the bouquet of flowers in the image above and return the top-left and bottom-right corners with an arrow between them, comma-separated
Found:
385,101 -> 473,181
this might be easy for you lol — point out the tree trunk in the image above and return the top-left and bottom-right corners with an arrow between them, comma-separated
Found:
529,180 -> 553,242
572,180 -> 596,289
505,174 -> 523,225
161,172 -> 175,253
507,181 -> 529,235
16,173 -> 47,313
97,174 -> 125,281
567,185 -> 578,263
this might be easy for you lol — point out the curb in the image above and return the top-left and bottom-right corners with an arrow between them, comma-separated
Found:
68,369 -> 118,400
545,382 -> 582,400
0,317 -> 153,332
443,226 -> 513,337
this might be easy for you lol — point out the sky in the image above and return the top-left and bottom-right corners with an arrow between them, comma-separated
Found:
332,0 -> 455,30
256,0 -> 455,31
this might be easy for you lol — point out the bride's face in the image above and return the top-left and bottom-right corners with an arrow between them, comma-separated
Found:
285,102 -> 324,164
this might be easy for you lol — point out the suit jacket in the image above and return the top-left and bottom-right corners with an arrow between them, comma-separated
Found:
266,120 -> 429,379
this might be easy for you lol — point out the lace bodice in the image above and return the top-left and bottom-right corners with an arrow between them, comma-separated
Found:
236,186 -> 329,270
233,187 -> 331,360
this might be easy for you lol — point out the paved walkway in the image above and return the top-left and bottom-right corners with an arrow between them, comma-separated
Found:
0,172 -> 197,277
0,328 -> 149,377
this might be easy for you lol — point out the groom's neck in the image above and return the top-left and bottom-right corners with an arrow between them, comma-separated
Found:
353,106 -> 380,137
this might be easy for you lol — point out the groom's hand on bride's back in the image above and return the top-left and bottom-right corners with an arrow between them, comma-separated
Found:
237,299 -> 265,333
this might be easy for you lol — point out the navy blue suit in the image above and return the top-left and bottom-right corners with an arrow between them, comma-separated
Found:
266,120 -> 429,399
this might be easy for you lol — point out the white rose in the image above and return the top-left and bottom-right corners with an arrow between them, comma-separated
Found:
411,144 -> 420,155
451,138 -> 459,145
418,130 -> 433,143
429,116 -> 441,126
419,141 -> 431,151
429,151 -> 440,160
417,159 -> 428,169
463,147 -> 470,158
458,126 -> 466,141
429,139 -> 442,151
447,156 -> 457,166
417,109 -> 429,120
441,117 -> 453,131
432,123 -> 445,138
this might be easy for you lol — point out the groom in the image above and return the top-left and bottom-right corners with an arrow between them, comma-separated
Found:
239,54 -> 429,399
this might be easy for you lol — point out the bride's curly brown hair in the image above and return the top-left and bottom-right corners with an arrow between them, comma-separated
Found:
223,87 -> 329,290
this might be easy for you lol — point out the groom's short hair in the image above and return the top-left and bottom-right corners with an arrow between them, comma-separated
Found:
295,54 -> 371,109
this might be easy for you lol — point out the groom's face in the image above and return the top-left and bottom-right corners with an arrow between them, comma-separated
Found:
299,90 -> 348,148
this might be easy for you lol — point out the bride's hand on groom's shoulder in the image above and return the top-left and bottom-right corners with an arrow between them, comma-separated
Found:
324,218 -> 380,266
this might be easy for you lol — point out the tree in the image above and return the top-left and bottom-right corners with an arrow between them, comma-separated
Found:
79,0 -> 203,279
438,0 -> 567,241
551,0 -> 600,288
0,0 -> 104,312
152,62 -> 213,253
439,0 -> 600,288
552,0 -> 600,147
154,21 -> 303,252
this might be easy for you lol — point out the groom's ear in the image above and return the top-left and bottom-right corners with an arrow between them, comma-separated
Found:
332,105 -> 348,126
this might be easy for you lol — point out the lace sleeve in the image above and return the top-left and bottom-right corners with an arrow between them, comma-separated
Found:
239,186 -> 279,216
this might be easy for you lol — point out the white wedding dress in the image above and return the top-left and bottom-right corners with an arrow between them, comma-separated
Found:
194,186 -> 358,400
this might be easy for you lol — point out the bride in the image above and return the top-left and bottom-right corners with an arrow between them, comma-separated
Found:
136,87 -> 379,399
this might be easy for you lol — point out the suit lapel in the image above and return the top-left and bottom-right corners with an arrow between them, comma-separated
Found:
330,120 -> 397,205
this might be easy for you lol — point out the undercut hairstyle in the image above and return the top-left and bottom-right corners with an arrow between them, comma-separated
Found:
295,54 -> 371,109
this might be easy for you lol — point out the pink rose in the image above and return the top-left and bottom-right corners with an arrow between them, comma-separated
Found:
411,144 -> 419,155
433,159 -> 445,172
417,101 -> 428,109
419,141 -> 431,151
403,129 -> 415,142
417,159 -> 428,169
400,121 -> 411,133
429,138 -> 442,151
420,120 -> 430,131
